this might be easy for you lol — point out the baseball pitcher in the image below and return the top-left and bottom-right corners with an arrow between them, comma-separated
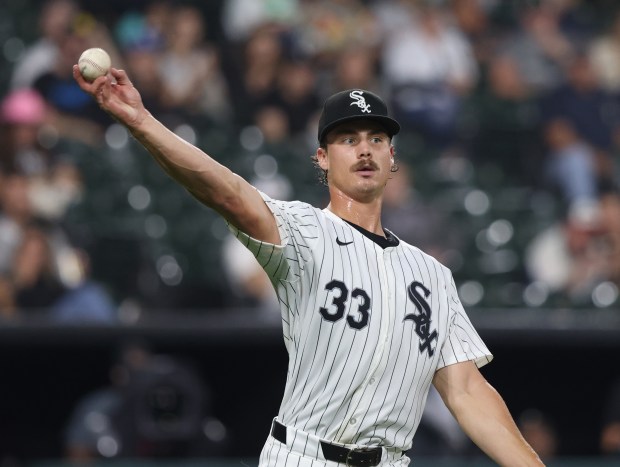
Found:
74,62 -> 543,466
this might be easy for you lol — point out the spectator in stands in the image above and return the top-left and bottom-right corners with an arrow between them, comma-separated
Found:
528,44 -> 620,295
0,170 -> 113,319
295,0 -> 381,67
0,88 -> 49,174
48,247 -> 117,323
10,0 -> 79,90
524,118 -> 611,304
0,174 -> 68,315
114,3 -> 168,55
157,5 -> 231,124
497,3 -> 574,95
221,0 -> 299,44
227,24 -> 285,128
10,224 -> 66,311
589,11 -> 620,93
542,54 -> 620,232
0,88 -> 83,222
526,125 -> 620,304
541,52 -> 619,156
449,0 -> 493,64
524,213 -> 615,306
327,44 -> 384,99
0,173 -> 36,277
371,0 -> 418,34
380,1 -> 478,149
465,53 -> 544,188
543,117 -> 601,227
270,58 -> 320,136
0,171 -> 32,317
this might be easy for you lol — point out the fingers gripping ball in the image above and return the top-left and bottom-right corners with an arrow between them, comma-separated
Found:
78,48 -> 111,82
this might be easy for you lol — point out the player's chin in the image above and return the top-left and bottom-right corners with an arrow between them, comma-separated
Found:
354,178 -> 383,195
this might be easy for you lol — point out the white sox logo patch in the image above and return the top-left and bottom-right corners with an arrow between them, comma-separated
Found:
404,281 -> 438,357
349,90 -> 371,113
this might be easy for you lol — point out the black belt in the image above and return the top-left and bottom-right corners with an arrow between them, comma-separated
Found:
271,420 -> 382,466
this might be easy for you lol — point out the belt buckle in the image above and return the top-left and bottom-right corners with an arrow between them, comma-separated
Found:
345,446 -> 379,467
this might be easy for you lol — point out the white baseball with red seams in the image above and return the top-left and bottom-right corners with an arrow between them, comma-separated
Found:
78,48 -> 111,82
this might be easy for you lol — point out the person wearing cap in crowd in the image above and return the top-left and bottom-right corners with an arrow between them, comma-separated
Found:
0,88 -> 48,174
0,88 -> 83,221
74,63 -> 542,466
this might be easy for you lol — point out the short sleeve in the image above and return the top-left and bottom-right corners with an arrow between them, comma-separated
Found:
227,190 -> 318,282
437,274 -> 493,370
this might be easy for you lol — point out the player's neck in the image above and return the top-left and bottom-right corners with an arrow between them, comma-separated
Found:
326,195 -> 384,237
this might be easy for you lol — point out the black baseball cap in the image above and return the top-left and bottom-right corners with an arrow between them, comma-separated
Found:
317,89 -> 400,143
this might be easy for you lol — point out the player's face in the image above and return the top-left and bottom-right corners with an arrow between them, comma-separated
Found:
317,120 -> 395,201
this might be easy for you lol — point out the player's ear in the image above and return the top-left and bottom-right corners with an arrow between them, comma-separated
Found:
316,147 -> 328,171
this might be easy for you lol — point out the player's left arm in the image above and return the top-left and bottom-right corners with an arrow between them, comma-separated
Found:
433,361 -> 544,466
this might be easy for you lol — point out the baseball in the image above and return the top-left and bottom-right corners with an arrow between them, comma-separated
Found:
78,48 -> 111,82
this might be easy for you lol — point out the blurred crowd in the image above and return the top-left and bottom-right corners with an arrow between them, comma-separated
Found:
1,0 -> 620,320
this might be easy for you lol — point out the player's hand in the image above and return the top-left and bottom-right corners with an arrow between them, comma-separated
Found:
72,65 -> 148,128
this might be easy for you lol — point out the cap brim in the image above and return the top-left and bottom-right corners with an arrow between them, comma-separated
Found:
319,115 -> 401,143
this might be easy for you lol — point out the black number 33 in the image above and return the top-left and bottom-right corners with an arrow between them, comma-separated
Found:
319,280 -> 371,330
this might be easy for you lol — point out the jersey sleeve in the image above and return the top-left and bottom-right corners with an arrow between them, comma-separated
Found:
437,272 -> 493,370
226,190 -> 318,283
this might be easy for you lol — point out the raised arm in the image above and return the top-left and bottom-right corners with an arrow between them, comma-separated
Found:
72,65 -> 280,245
433,361 -> 544,466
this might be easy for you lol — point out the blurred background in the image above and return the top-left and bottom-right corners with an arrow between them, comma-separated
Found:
0,0 -> 620,465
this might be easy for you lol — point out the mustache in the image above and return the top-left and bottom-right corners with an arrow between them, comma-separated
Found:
352,160 -> 379,171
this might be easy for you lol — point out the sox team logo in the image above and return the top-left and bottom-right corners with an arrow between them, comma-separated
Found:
349,90 -> 371,113
404,281 -> 438,357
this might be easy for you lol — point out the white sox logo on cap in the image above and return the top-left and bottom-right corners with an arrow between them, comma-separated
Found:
349,90 -> 371,113
317,88 -> 400,142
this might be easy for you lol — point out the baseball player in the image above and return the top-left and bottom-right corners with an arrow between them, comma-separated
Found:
74,64 -> 543,466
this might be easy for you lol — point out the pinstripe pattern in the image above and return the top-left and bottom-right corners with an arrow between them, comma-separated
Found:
229,192 -> 492,464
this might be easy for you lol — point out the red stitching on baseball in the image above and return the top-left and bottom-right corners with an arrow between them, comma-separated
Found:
80,58 -> 106,73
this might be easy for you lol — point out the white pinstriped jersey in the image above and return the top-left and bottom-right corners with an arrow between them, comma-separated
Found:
228,192 -> 493,454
